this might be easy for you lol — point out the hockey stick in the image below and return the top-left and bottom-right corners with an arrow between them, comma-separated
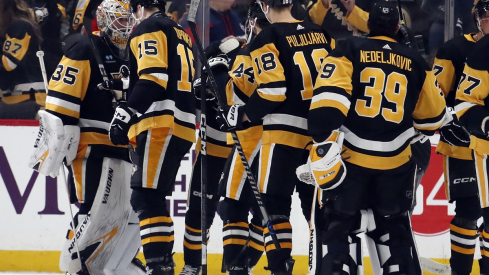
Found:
187,0 -> 281,250
36,50 -> 49,92
200,68 -> 208,275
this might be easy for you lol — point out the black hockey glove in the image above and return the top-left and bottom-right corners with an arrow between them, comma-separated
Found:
97,65 -> 129,104
109,104 -> 135,145
192,76 -> 216,102
217,104 -> 246,131
439,119 -> 471,147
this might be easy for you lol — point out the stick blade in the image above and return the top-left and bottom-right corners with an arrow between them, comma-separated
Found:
419,257 -> 451,274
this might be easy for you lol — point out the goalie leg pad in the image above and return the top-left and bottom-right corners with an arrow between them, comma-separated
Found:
316,208 -> 362,275
130,187 -> 174,266
366,212 -> 421,275
104,210 -> 144,275
61,158 -> 133,275
29,110 -> 80,177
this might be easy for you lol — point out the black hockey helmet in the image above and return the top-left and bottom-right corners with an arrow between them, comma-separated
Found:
130,0 -> 166,13
473,0 -> 489,30
368,1 -> 399,36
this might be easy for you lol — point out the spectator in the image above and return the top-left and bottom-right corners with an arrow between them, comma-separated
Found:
181,0 -> 245,45
0,0 -> 45,119
168,0 -> 189,22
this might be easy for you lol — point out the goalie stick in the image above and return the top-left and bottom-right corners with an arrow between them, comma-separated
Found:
187,0 -> 282,252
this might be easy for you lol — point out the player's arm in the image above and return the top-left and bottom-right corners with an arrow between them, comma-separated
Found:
307,0 -> 330,26
345,5 -> 369,33
455,62 -> 489,136
226,53 -> 256,105
44,39 -> 91,126
433,44 -> 456,97
127,30 -> 169,114
1,21 -> 34,73
308,46 -> 353,142
412,70 -> 447,135
244,40 -> 286,123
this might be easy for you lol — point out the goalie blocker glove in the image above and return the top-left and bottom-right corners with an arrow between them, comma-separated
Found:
109,104 -> 135,145
296,130 -> 347,190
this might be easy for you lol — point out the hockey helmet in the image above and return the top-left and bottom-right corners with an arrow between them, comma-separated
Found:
130,0 -> 166,13
473,0 -> 489,32
97,0 -> 135,50
245,1 -> 270,42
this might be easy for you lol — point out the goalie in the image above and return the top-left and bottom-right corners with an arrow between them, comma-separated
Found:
299,2 -> 448,274
29,1 -> 144,274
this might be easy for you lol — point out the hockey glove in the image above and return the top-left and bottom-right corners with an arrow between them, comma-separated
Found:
97,65 -> 130,103
192,76 -> 216,102
109,104 -> 135,145
296,130 -> 347,190
217,104 -> 246,131
439,119 -> 471,147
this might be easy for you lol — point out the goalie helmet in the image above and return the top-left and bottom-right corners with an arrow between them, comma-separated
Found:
473,0 -> 489,33
97,0 -> 135,50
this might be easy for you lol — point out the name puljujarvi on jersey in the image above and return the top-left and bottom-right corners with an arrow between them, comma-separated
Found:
286,32 -> 329,48
360,50 -> 412,71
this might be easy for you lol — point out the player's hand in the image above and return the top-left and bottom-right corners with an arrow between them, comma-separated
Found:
340,0 -> 355,12
216,104 -> 245,131
109,104 -> 134,145
440,119 -> 470,147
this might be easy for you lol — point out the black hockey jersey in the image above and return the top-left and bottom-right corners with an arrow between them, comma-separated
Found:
245,20 -> 334,149
434,34 -> 477,160
1,20 -> 45,105
45,33 -> 128,156
455,34 -> 489,155
127,12 -> 196,143
309,36 -> 447,170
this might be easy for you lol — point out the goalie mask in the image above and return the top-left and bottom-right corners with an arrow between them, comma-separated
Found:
296,130 -> 347,190
97,0 -> 135,51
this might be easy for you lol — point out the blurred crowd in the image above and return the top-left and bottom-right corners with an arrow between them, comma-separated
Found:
0,0 -> 477,119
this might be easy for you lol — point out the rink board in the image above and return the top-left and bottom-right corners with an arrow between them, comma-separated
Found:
0,123 -> 478,273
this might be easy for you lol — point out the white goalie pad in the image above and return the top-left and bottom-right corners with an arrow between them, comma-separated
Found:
59,158 -> 134,275
29,110 -> 79,178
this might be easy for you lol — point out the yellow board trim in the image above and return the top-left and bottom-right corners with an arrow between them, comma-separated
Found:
0,251 -> 463,275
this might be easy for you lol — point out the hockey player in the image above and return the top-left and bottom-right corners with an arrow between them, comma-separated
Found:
0,0 -> 45,119
455,4 -> 489,271
217,0 -> 334,273
299,2 -> 448,274
433,1 -> 489,273
178,56 -> 234,275
216,3 -> 269,274
29,1 -> 145,275
108,0 -> 196,274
